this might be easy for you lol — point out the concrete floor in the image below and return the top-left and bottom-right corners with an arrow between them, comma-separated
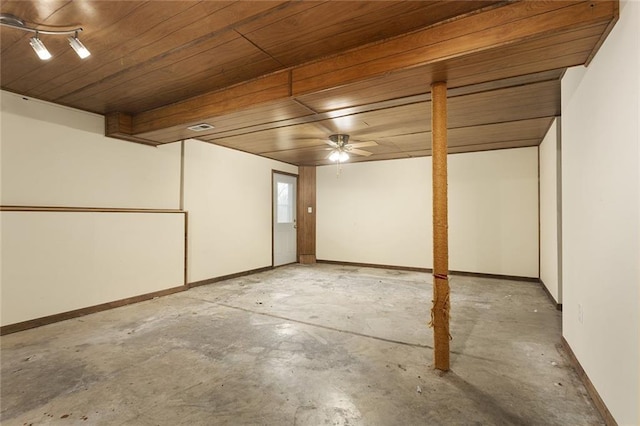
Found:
1,264 -> 602,425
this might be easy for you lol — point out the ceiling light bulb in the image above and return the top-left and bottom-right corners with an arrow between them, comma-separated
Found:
29,36 -> 51,60
68,34 -> 90,59
339,152 -> 349,162
329,151 -> 340,162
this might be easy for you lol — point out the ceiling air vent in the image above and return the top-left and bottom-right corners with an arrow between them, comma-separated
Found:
187,123 -> 215,131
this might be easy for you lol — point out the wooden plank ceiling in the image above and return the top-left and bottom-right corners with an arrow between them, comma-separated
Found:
1,1 -> 618,165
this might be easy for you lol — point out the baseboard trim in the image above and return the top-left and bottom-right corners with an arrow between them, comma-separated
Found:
0,285 -> 187,336
187,266 -> 273,288
561,337 -> 617,426
316,260 -> 541,283
1,266 -> 278,336
449,269 -> 539,283
538,279 -> 563,311
316,259 -> 432,273
0,264 -> 553,335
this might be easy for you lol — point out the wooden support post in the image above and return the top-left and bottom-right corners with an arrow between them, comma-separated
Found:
431,81 -> 450,371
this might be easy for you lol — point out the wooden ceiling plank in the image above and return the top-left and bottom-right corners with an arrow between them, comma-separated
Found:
132,70 -> 291,133
0,0 -> 71,54
234,1 -> 326,35
404,138 -> 541,158
35,2 -> 231,101
200,123 -> 329,154
2,3 -> 141,95
293,0 -> 585,82
58,36 -> 281,110
440,22 -> 608,75
440,27 -> 606,85
388,117 -> 554,151
279,1 -> 500,67
243,1 -> 499,66
295,22 -> 604,113
123,1 -> 610,137
2,1 -> 152,93
447,139 -> 541,153
101,60 -> 283,114
448,81 -> 560,129
7,1 -> 290,109
197,1 -> 289,28
137,100 -> 314,144
175,73 -> 556,144
185,101 -> 311,132
291,1 -> 615,95
137,63 -> 562,145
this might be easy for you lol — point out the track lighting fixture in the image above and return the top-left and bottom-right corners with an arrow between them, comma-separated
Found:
29,32 -> 52,60
0,13 -> 90,60
68,31 -> 91,59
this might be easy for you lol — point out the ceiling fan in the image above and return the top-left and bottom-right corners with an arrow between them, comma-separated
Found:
325,134 -> 377,163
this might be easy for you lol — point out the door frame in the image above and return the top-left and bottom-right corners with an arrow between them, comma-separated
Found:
272,170 -> 299,267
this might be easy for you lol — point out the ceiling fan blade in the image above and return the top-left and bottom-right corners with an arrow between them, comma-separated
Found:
349,148 -> 373,157
324,140 -> 339,148
349,140 -> 378,148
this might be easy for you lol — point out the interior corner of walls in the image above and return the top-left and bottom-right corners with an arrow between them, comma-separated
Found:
449,148 -> 539,277
539,119 -> 560,304
182,139 -> 295,283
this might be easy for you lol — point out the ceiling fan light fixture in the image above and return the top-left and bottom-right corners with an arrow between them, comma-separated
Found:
329,150 -> 349,162
68,32 -> 91,59
29,33 -> 52,60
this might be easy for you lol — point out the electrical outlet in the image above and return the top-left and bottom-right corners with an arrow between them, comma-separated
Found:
578,304 -> 583,324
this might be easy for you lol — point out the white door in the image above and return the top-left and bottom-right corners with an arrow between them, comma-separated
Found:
273,173 -> 297,266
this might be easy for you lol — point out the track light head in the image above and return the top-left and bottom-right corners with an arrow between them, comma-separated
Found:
29,33 -> 52,60
68,32 -> 90,59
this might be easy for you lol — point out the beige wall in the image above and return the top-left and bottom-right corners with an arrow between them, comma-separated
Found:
561,1 -> 640,424
539,119 -> 561,303
0,92 -> 299,326
0,91 -> 184,327
317,158 -> 432,268
316,147 -> 539,277
183,139 -> 297,282
0,92 -> 181,209
449,147 -> 538,277
1,212 -> 185,325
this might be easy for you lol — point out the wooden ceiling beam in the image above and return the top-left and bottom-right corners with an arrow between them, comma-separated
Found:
291,1 -> 614,95
131,70 -> 291,134
105,112 -> 160,147
106,0 -> 616,142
